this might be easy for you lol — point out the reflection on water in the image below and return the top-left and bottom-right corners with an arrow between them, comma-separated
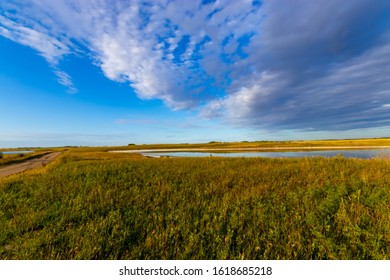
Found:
144,149 -> 390,159
1,150 -> 33,155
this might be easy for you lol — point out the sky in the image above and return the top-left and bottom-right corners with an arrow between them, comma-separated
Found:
1,0 -> 390,148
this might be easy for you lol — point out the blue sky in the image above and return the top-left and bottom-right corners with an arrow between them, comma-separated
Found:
1,0 -> 390,148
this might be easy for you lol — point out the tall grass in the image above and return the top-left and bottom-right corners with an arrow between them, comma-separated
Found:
0,151 -> 389,259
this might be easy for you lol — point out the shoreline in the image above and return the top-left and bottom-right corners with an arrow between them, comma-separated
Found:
110,146 -> 390,153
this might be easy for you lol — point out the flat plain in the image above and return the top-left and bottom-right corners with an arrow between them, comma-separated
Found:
0,139 -> 389,259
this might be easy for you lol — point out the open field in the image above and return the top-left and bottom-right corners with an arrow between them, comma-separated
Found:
106,137 -> 390,151
0,146 -> 389,260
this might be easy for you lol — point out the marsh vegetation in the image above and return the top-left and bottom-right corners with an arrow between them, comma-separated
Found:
0,145 -> 389,259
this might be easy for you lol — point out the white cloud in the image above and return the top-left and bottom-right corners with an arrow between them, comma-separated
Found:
203,41 -> 390,131
0,13 -> 76,92
0,0 -> 263,108
0,15 -> 69,63
1,0 -> 390,132
53,69 -> 78,94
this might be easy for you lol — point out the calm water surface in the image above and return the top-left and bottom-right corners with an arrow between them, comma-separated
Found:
144,149 -> 390,159
1,150 -> 33,155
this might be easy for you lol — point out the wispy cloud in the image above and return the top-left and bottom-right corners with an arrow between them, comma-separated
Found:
1,0 -> 390,132
200,0 -> 390,131
114,118 -> 158,125
0,10 -> 77,92
0,14 -> 69,63
52,69 -> 78,94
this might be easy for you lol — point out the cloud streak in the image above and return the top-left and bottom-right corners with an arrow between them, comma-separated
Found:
1,0 -> 390,132
0,10 -> 77,92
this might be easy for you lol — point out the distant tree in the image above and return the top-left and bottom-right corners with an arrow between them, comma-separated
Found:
128,143 -> 135,146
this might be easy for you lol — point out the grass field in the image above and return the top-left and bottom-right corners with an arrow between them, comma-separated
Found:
107,137 -> 390,151
0,145 -> 389,260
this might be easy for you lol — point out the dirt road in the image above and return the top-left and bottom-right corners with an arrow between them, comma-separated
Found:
0,152 -> 61,178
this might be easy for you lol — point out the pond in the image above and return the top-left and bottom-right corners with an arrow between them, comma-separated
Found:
143,148 -> 390,159
1,150 -> 33,155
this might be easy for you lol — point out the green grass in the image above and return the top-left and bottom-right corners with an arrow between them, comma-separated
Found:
0,150 -> 389,259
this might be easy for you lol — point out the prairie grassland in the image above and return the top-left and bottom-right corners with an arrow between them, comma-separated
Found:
0,150 -> 389,259
105,137 -> 390,151
33,138 -> 390,153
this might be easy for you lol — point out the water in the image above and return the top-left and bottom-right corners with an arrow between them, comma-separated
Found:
143,148 -> 390,159
1,150 -> 33,155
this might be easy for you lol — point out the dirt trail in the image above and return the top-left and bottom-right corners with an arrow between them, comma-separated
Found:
0,152 -> 61,178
